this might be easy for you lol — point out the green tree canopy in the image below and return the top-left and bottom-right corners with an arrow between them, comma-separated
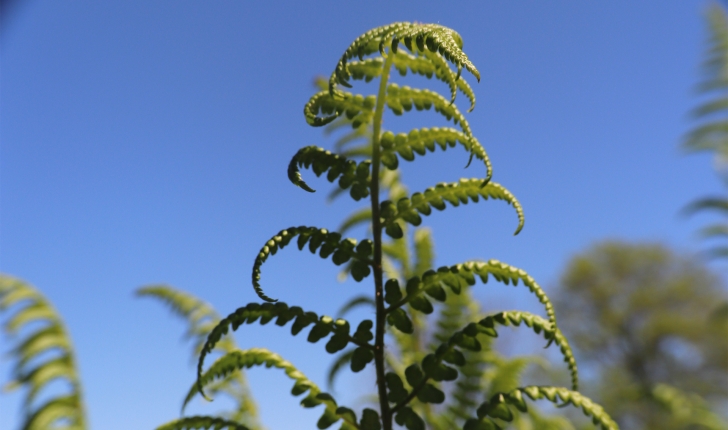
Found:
553,242 -> 727,430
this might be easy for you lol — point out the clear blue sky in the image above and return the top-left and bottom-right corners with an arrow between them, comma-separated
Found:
1,1 -> 725,429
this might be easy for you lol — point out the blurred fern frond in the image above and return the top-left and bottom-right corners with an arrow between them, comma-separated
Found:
0,274 -> 87,430
137,285 -> 261,428
684,1 -> 728,260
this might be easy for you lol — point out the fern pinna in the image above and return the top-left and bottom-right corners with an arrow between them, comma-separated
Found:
160,23 -> 618,430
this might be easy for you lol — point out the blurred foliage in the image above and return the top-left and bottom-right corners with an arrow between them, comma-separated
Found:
553,241 -> 728,430
0,275 -> 88,430
684,1 -> 728,259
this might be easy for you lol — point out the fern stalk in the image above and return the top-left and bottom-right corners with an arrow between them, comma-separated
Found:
370,50 -> 396,430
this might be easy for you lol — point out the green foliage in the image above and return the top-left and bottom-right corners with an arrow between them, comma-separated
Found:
651,383 -> 728,430
152,21 -> 618,430
553,241 -> 727,429
684,1 -> 728,259
0,275 -> 87,430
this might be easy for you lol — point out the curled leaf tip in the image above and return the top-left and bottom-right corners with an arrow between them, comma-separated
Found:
464,151 -> 474,168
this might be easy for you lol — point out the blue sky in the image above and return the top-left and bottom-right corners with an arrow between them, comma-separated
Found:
1,1 -> 725,429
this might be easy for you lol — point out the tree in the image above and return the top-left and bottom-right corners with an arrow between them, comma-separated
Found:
553,241 -> 728,430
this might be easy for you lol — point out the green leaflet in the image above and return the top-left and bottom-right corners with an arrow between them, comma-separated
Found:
186,348 -> 359,429
379,127 -> 491,183
288,146 -> 371,200
251,226 -> 373,302
329,22 -> 479,95
472,387 -> 619,430
385,83 -> 475,133
480,311 -> 578,392
389,260 -> 556,337
305,89 -> 376,127
379,179 -> 524,237
345,50 -> 476,111
0,275 -> 87,430
382,310 -> 579,418
196,302 -> 369,399
156,416 -> 250,430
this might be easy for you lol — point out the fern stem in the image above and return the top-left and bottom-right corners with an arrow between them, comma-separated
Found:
371,49 -> 395,430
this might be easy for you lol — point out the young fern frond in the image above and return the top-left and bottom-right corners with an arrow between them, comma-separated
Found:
0,275 -> 87,430
330,23 -> 478,94
182,21 -> 618,430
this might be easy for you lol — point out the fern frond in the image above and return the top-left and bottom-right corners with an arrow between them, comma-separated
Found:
137,285 -> 222,347
421,49 -> 476,111
331,22 -> 411,91
652,383 -> 728,430
347,50 -> 476,111
137,285 -> 260,426
156,416 -> 250,430
327,348 -> 356,389
412,228 -> 434,278
20,394 -> 84,430
385,84 -> 475,139
481,311 -> 577,391
337,294 -> 376,318
467,386 -> 618,430
379,180 -> 524,238
386,261 -> 556,337
338,207 -> 372,236
401,310 -> 576,392
185,348 -> 360,429
379,127 -> 491,183
252,226 -> 374,302
390,24 -> 478,81
288,146 -> 371,200
697,223 -> 728,238
305,90 -> 375,127
0,275 -> 87,429
197,302 -> 372,398
486,357 -> 531,398
682,196 -> 728,215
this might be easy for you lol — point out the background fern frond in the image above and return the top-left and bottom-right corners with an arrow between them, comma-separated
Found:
0,274 -> 87,430
156,416 -> 250,430
137,285 -> 260,426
